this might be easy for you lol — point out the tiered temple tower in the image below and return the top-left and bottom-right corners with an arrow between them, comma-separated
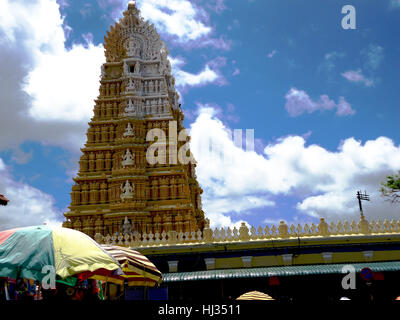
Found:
63,2 -> 205,239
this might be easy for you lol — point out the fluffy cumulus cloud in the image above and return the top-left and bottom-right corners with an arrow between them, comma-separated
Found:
0,0 -> 104,152
285,88 -> 355,117
139,0 -> 211,42
189,107 -> 400,227
342,70 -> 374,87
169,56 -> 227,92
0,158 -> 62,230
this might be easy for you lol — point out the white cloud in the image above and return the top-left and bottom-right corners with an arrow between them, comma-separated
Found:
284,88 -> 355,117
342,69 -> 374,87
0,158 -> 62,230
0,0 -> 104,152
25,43 -> 104,122
207,212 -> 247,230
169,56 -> 226,92
189,107 -> 400,226
139,0 -> 211,42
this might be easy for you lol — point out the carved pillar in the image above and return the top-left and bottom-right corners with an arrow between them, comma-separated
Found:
95,215 -> 104,236
101,126 -> 108,142
96,153 -> 104,171
175,213 -> 183,233
81,184 -> 89,205
105,152 -> 112,171
163,214 -> 172,233
93,183 -> 101,204
153,214 -> 162,234
71,184 -> 81,205
89,153 -> 95,171
176,178 -> 183,198
151,179 -> 158,199
106,105 -> 112,118
87,128 -> 95,143
95,127 -> 101,143
100,182 -> 108,203
110,102 -> 118,117
79,154 -> 88,172
160,178 -> 169,199
170,178 -> 176,199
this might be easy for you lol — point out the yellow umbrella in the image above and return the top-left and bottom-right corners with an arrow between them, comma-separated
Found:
237,291 -> 275,300
0,225 -> 121,281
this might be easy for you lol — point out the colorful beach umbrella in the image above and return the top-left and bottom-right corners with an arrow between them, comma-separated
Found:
93,245 -> 162,287
236,291 -> 275,300
0,226 -> 121,282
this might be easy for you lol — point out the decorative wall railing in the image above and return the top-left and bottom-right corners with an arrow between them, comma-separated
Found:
94,216 -> 400,248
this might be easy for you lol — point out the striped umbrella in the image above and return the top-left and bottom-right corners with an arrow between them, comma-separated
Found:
0,226 -> 121,282
237,291 -> 275,300
93,245 -> 162,287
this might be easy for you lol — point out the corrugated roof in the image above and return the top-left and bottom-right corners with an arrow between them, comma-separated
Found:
162,261 -> 400,282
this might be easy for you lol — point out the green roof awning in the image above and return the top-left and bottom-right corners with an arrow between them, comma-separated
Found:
162,261 -> 400,282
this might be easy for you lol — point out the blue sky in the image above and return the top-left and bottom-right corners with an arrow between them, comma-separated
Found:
0,0 -> 399,230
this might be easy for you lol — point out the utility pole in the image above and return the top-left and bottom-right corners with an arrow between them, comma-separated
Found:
357,190 -> 370,218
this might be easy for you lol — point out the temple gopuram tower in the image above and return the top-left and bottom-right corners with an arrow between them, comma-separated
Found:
63,1 -> 205,239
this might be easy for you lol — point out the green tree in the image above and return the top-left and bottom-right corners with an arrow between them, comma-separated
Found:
380,171 -> 400,203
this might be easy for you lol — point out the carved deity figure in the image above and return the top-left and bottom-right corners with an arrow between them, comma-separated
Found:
120,180 -> 134,201
122,149 -> 134,168
123,62 -> 129,75
122,216 -> 133,234
127,78 -> 135,90
125,99 -> 135,114
123,123 -> 135,137
134,62 -> 140,74
127,39 -> 141,57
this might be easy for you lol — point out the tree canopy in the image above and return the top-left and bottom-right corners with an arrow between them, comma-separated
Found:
380,171 -> 400,203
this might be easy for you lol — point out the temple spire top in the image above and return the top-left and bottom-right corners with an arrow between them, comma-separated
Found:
125,1 -> 139,17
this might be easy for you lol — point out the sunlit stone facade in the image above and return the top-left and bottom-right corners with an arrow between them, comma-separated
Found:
63,2 -> 205,238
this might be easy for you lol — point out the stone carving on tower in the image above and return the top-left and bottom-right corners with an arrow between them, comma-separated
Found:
63,1 -> 205,239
